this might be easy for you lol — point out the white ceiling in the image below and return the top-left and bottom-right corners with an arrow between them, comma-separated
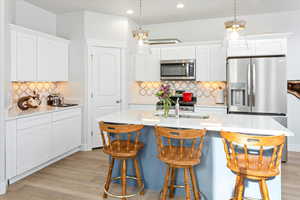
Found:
24,0 -> 300,25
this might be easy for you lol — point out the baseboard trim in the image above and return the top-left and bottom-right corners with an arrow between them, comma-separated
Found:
288,144 -> 300,152
80,144 -> 92,151
9,147 -> 81,184
0,181 -> 7,195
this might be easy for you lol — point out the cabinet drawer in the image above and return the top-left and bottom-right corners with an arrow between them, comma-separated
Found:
17,114 -> 52,130
52,108 -> 81,122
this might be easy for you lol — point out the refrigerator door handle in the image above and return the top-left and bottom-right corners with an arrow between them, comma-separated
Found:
247,64 -> 251,106
252,63 -> 256,106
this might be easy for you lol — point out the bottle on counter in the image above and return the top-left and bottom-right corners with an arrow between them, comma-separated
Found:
216,87 -> 225,104
175,98 -> 180,118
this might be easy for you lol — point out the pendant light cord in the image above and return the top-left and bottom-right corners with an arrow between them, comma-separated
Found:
139,0 -> 142,29
234,0 -> 237,22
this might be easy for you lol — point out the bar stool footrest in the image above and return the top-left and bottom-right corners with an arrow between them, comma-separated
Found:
104,176 -> 144,199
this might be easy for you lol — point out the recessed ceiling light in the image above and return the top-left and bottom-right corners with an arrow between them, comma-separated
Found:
176,3 -> 185,9
126,9 -> 134,15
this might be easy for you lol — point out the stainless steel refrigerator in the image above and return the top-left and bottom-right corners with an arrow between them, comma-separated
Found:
227,55 -> 288,161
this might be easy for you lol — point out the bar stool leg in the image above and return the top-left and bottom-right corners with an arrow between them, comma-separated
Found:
133,158 -> 144,195
259,179 -> 270,200
184,168 -> 191,200
233,175 -> 241,199
169,168 -> 176,198
103,158 -> 115,198
189,167 -> 200,200
121,159 -> 127,200
236,176 -> 245,200
161,166 -> 171,200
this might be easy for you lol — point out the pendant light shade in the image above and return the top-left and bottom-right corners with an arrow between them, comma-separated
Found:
132,0 -> 149,45
224,0 -> 246,40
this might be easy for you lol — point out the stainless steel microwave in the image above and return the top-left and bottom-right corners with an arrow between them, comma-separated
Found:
160,59 -> 196,80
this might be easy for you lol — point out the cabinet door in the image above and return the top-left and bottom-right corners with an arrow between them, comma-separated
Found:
17,123 -> 52,174
161,46 -> 196,60
52,116 -> 81,158
135,54 -> 148,81
210,45 -> 226,81
11,30 -> 17,81
135,51 -> 160,82
37,37 -> 69,81
255,39 -> 286,55
228,40 -> 255,57
16,32 -> 37,81
196,46 -> 210,81
6,120 -> 17,179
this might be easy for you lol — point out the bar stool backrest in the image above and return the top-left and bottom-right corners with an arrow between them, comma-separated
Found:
155,126 -> 207,161
99,121 -> 144,151
221,131 -> 285,171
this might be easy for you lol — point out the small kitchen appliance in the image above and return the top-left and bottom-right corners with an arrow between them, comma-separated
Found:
183,92 -> 193,102
47,94 -> 63,106
160,59 -> 196,80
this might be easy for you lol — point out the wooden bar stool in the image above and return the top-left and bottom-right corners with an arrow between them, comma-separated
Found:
99,121 -> 145,200
155,126 -> 207,200
220,131 -> 285,200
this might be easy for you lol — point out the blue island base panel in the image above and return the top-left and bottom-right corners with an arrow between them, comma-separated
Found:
110,127 -> 282,200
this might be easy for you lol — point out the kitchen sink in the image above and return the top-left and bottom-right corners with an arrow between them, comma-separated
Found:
51,103 -> 79,108
155,113 -> 209,119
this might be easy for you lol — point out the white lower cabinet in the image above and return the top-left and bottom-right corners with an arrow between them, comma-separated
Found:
17,123 -> 52,174
52,109 -> 81,157
6,108 -> 82,181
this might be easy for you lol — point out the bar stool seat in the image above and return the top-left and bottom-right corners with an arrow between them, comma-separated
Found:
103,140 -> 144,158
99,122 -> 145,200
158,146 -> 201,167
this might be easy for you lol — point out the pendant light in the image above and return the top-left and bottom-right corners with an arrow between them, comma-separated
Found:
224,0 -> 246,40
132,0 -> 149,46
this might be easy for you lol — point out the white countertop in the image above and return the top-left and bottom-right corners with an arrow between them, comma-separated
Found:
6,105 -> 82,120
97,110 -> 294,136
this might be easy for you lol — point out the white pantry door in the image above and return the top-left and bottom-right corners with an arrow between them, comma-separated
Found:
91,47 -> 121,148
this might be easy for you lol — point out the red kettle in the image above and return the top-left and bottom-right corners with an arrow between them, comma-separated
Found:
183,92 -> 193,102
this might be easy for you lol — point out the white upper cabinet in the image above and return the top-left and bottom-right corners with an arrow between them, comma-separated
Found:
227,40 -> 255,57
228,38 -> 287,57
135,48 -> 161,81
210,45 -> 226,81
255,39 -> 287,55
196,46 -> 210,81
12,30 -> 38,81
10,25 -> 69,82
161,46 -> 196,60
37,36 -> 69,81
196,44 -> 226,81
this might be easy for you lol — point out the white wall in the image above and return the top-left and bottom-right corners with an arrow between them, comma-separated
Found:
145,10 -> 300,151
84,11 -> 128,42
0,0 -> 15,195
15,0 -> 56,35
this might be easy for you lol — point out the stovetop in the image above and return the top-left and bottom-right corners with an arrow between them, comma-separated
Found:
156,97 -> 197,106
156,96 -> 197,112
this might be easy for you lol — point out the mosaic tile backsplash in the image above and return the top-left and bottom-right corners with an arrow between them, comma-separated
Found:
131,81 -> 227,105
11,82 -> 66,105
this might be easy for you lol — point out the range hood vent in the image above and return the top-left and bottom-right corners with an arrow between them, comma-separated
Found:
146,38 -> 182,45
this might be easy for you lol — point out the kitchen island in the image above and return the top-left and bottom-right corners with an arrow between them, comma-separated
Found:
97,110 -> 293,200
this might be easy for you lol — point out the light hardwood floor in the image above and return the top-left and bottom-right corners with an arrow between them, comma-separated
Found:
0,150 -> 299,200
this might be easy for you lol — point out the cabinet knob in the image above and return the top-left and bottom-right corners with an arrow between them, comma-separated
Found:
116,100 -> 121,104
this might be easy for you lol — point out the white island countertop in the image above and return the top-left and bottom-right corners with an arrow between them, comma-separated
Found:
97,110 -> 294,136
